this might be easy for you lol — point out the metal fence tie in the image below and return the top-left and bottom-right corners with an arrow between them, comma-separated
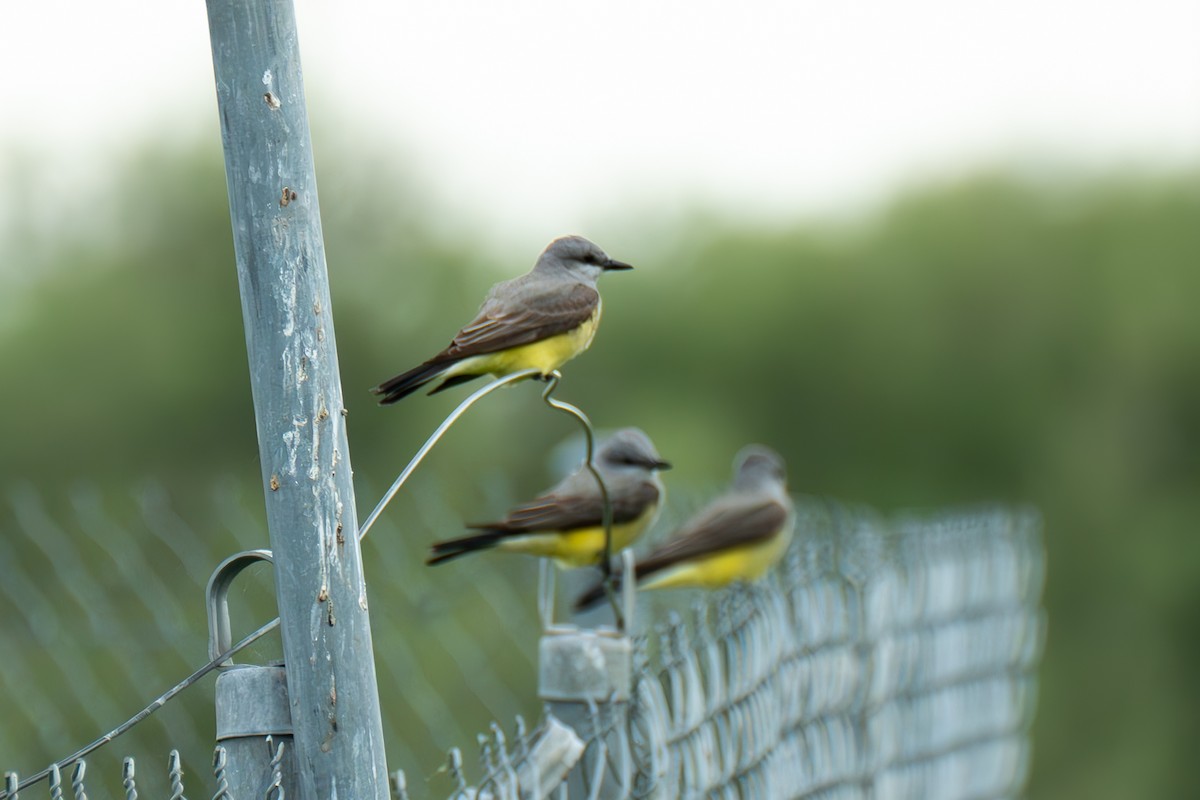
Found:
447,748 -> 469,799
263,737 -> 285,800
167,750 -> 186,800
211,747 -> 230,800
491,722 -> 519,795
70,761 -> 86,800
389,770 -> 409,800
47,765 -> 62,800
121,758 -> 136,800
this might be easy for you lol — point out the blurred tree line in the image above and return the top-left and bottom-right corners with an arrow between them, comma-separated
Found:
0,137 -> 1196,799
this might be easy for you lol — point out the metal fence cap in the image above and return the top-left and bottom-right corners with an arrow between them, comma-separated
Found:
538,627 -> 632,703
215,664 -> 293,740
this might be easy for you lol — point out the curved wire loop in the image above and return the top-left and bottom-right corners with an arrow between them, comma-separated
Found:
359,368 -> 621,625
537,373 -> 614,572
538,371 -> 629,626
206,549 -> 274,664
358,368 -> 542,542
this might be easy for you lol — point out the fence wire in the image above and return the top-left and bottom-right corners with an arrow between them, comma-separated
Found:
442,503 -> 1045,799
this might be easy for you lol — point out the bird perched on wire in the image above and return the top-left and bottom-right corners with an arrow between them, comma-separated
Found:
371,235 -> 633,404
573,445 -> 793,611
427,428 -> 671,568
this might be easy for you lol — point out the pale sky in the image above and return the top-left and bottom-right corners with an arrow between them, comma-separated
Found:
2,0 -> 1198,239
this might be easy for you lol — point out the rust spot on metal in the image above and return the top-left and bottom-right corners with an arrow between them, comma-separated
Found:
317,586 -> 328,602
264,92 -> 281,109
279,186 -> 297,207
336,523 -> 345,546
327,596 -> 336,626
269,474 -> 280,491
317,407 -> 329,423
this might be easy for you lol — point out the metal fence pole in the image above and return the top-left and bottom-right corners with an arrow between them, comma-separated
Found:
208,551 -> 297,797
539,628 -> 633,799
203,2 -> 389,798
215,667 -> 296,798
536,554 -> 638,798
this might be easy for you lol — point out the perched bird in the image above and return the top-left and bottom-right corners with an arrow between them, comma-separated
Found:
427,428 -> 671,568
372,235 -> 633,404
574,445 -> 793,611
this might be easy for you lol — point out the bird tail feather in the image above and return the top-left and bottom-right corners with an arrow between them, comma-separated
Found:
572,567 -> 637,612
426,529 -> 507,565
372,361 -> 453,405
572,580 -> 611,612
572,556 -> 670,611
427,373 -> 481,395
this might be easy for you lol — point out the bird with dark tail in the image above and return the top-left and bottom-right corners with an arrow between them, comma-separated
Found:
427,428 -> 671,568
372,235 -> 632,404
574,445 -> 793,611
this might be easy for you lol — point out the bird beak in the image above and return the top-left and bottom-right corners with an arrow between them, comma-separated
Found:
651,458 -> 672,470
602,258 -> 634,271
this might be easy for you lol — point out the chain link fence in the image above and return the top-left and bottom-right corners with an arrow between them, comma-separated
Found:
0,476 -> 543,796
0,481 -> 1043,798
423,502 -> 1045,798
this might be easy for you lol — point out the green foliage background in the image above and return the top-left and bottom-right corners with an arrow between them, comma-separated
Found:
1,131 -> 1197,798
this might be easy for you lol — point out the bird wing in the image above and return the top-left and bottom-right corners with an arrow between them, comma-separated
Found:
429,282 -> 599,363
636,495 -> 789,575
468,479 -> 660,533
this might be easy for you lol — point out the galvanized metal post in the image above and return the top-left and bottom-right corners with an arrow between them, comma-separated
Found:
203,2 -> 389,798
207,552 -> 297,798
537,554 -> 637,797
539,629 -> 633,798
215,667 -> 297,798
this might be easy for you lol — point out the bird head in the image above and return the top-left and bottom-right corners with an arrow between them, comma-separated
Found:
536,235 -> 633,281
597,427 -> 671,473
732,445 -> 788,492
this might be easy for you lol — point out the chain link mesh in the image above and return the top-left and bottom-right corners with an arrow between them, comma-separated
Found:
445,503 -> 1044,799
1,483 -> 1042,799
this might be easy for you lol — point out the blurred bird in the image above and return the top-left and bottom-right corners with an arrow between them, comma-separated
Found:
427,428 -> 671,568
574,445 -> 793,611
372,235 -> 633,404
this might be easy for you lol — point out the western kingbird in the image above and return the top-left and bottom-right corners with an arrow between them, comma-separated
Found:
427,428 -> 671,568
574,445 -> 792,610
372,235 -> 632,404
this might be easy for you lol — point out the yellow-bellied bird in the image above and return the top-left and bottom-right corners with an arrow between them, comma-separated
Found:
574,445 -> 792,610
427,428 -> 671,568
372,235 -> 632,404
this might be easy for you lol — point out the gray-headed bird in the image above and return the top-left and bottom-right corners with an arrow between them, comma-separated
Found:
574,445 -> 792,610
372,235 -> 632,404
427,428 -> 671,568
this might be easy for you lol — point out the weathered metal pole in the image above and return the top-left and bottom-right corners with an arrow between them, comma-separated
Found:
203,2 -> 388,798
